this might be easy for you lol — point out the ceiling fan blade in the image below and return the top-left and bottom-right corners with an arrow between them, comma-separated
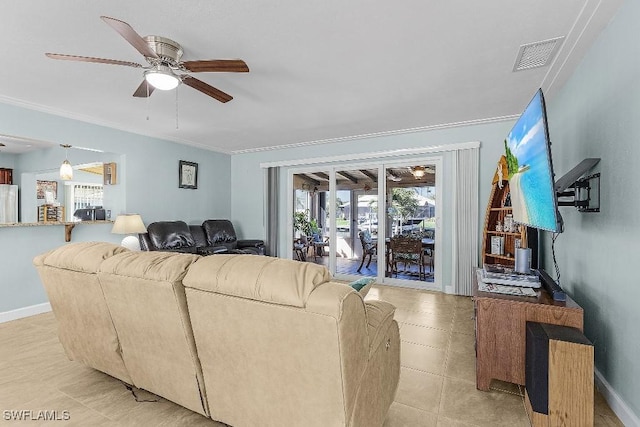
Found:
132,80 -> 155,98
182,59 -> 249,73
45,53 -> 143,68
100,16 -> 158,59
182,76 -> 233,103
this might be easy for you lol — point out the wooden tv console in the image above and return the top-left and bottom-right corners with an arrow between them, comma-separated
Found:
473,271 -> 584,391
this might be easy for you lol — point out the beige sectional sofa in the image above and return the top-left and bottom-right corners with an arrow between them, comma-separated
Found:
34,242 -> 400,427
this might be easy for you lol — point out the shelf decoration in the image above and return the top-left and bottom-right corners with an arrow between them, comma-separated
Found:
482,156 -> 527,266
36,180 -> 58,200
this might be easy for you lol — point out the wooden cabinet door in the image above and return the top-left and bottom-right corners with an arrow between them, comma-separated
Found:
475,298 -> 527,388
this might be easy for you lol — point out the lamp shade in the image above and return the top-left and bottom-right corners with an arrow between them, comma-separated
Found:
112,214 -> 146,251
111,214 -> 147,235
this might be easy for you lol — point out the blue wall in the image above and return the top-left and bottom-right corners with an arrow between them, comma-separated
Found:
0,152 -> 17,169
544,0 -> 640,418
0,102 -> 231,313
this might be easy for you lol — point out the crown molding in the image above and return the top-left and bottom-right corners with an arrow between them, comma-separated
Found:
260,141 -> 481,169
232,115 -> 517,155
0,94 -> 516,157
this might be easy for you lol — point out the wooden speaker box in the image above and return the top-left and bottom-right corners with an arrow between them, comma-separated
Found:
525,322 -> 594,427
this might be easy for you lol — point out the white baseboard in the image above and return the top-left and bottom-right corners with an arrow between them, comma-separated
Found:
595,367 -> 640,427
0,302 -> 52,324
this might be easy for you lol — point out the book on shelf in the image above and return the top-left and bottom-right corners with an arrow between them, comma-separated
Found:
490,236 -> 504,255
480,264 -> 541,288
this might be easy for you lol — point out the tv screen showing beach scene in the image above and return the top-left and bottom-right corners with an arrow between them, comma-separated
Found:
505,89 -> 560,233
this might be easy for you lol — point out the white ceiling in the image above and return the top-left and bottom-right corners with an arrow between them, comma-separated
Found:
0,1 -> 622,154
0,134 -> 55,154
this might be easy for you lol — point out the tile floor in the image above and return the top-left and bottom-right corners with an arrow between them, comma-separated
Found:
0,285 -> 623,426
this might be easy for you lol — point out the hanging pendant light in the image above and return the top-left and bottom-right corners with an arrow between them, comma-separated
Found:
60,144 -> 73,180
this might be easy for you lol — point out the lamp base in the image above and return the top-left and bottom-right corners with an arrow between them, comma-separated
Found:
121,235 -> 141,251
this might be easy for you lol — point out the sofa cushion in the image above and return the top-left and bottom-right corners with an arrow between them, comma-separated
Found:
99,250 -> 200,282
183,255 -> 331,308
348,277 -> 375,292
147,221 -> 196,250
35,241 -> 129,273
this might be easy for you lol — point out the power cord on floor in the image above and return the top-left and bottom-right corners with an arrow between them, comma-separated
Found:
123,383 -> 159,403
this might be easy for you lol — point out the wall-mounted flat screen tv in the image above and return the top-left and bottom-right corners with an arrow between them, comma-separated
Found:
505,89 -> 561,233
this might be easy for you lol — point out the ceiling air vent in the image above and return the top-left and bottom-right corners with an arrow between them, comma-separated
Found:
513,36 -> 565,72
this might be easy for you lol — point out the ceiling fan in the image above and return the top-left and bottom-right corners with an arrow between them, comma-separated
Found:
45,16 -> 249,103
409,166 -> 434,179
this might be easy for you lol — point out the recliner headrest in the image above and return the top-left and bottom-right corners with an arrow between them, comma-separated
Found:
183,255 -> 331,308
33,242 -> 129,273
202,220 -> 237,245
147,221 -> 196,250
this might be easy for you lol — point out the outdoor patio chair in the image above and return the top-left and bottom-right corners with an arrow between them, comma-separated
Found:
390,235 -> 425,280
293,236 -> 309,261
357,230 -> 376,272
311,233 -> 329,261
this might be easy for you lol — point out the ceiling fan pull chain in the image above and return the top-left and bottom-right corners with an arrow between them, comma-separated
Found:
146,83 -> 150,121
175,86 -> 179,130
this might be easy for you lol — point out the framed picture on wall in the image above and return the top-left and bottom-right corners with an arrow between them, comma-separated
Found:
179,160 -> 198,189
36,180 -> 58,200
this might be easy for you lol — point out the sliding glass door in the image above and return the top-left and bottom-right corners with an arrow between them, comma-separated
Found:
289,157 -> 441,290
292,171 -> 329,265
384,162 -> 437,286
333,167 -> 379,277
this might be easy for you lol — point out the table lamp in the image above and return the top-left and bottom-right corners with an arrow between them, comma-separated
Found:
111,214 -> 147,251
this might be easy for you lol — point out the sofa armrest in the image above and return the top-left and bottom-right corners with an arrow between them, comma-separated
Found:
364,300 -> 396,355
237,240 -> 266,255
159,247 -> 200,254
197,245 -> 229,256
237,239 -> 265,248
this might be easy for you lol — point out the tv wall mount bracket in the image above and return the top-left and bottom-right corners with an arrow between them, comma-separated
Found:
555,158 -> 601,213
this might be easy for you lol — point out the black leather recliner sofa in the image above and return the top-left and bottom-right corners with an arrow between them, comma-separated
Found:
139,220 -> 265,255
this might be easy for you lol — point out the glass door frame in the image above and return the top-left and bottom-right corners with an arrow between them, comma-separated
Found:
286,155 -> 443,291
377,156 -> 443,291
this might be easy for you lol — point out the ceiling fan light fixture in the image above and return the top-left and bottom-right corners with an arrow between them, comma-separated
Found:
144,65 -> 180,90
